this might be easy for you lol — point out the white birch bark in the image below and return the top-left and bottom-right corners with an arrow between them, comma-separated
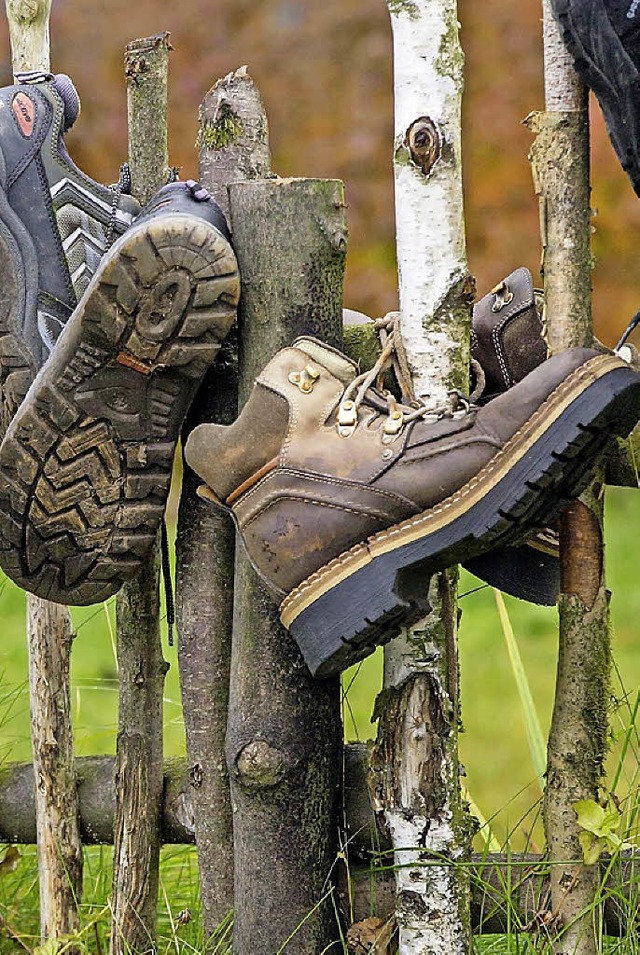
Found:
390,0 -> 470,403
373,2 -> 474,953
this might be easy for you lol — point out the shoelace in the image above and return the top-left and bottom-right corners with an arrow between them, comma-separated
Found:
161,519 -> 175,647
616,309 -> 640,352
105,162 -> 133,250
338,313 -> 473,438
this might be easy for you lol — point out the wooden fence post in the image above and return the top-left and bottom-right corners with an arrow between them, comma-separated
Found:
527,5 -> 610,952
226,177 -> 346,954
4,0 -> 83,944
110,32 -> 171,955
175,67 -> 271,935
371,1 -> 474,952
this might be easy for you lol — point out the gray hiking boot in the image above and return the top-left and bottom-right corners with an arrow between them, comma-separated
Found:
185,322 -> 640,676
0,180 -> 239,605
0,71 -> 140,437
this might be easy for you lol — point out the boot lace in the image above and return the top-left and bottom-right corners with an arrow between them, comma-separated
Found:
105,162 -> 133,249
337,313 -> 474,439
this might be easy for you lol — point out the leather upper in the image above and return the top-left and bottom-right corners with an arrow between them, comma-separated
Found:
471,267 -> 547,401
185,337 -> 602,597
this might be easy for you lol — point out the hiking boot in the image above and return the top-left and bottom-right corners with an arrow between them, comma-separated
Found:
466,266 -> 640,603
0,179 -> 239,605
550,0 -> 640,195
0,72 -> 141,437
184,324 -> 640,676
466,267 -> 560,602
470,267 -> 547,404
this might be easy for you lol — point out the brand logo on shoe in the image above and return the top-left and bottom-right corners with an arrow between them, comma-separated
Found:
628,0 -> 640,18
11,92 -> 35,137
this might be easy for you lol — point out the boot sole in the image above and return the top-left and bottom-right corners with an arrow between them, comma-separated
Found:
280,356 -> 640,677
552,0 -> 640,195
0,213 -> 239,604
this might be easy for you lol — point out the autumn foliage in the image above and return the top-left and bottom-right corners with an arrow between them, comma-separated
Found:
0,0 -> 636,344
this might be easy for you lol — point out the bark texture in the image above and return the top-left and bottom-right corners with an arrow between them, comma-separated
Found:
27,602 -> 83,941
176,67 -> 272,935
0,748 -> 636,937
529,5 -> 610,953
197,67 -> 272,218
110,33 -> 171,955
112,546 -> 169,955
4,1 -> 83,944
226,177 -> 346,955
379,2 -> 474,952
5,0 -> 50,76
124,32 -> 171,204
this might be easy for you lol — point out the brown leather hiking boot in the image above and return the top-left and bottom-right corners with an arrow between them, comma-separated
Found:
185,324 -> 640,677
466,266 -> 640,604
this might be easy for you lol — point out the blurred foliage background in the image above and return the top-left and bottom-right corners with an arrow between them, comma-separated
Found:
0,0 -> 638,343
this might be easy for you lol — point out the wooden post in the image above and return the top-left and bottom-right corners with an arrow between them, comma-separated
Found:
226,177 -> 346,954
372,1 -> 474,952
175,67 -> 271,934
110,32 -> 171,955
4,0 -> 83,943
527,6 -> 610,952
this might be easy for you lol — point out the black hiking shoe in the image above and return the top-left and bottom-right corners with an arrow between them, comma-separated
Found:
0,72 -> 141,437
551,0 -> 640,194
0,180 -> 239,605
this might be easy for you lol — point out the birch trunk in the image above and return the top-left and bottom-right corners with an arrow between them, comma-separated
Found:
226,177 -> 345,955
373,2 -> 473,952
4,0 -> 83,943
175,67 -> 271,935
527,5 -> 609,953
110,32 -> 171,955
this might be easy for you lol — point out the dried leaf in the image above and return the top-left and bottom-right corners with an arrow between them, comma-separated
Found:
346,916 -> 396,954
0,847 -> 20,876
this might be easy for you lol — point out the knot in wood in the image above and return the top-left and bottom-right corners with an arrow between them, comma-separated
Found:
236,739 -> 286,792
404,116 -> 441,177
189,762 -> 204,789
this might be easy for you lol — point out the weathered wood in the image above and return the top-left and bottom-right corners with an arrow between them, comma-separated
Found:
4,0 -> 83,944
528,5 -> 609,954
176,67 -> 271,934
0,747 -> 637,938
226,177 -> 346,954
0,757 -> 197,845
110,33 -> 171,955
338,855 -> 639,939
5,0 -> 50,76
197,67 -> 272,219
124,32 -> 171,204
26,602 -> 83,940
375,2 -> 474,953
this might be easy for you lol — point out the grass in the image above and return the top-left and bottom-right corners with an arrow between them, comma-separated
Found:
0,487 -> 638,949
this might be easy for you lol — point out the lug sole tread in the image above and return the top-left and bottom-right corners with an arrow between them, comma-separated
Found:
0,214 -> 239,605
288,369 -> 640,676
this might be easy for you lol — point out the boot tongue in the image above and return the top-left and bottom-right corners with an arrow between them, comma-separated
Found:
294,337 -> 357,386
52,74 -> 81,132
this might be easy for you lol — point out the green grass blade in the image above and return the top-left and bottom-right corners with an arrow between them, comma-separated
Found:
494,590 -> 546,789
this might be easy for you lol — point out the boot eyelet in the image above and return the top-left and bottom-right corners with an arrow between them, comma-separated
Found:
491,280 -> 514,312
289,365 -> 320,394
337,399 -> 358,437
381,448 -> 393,460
